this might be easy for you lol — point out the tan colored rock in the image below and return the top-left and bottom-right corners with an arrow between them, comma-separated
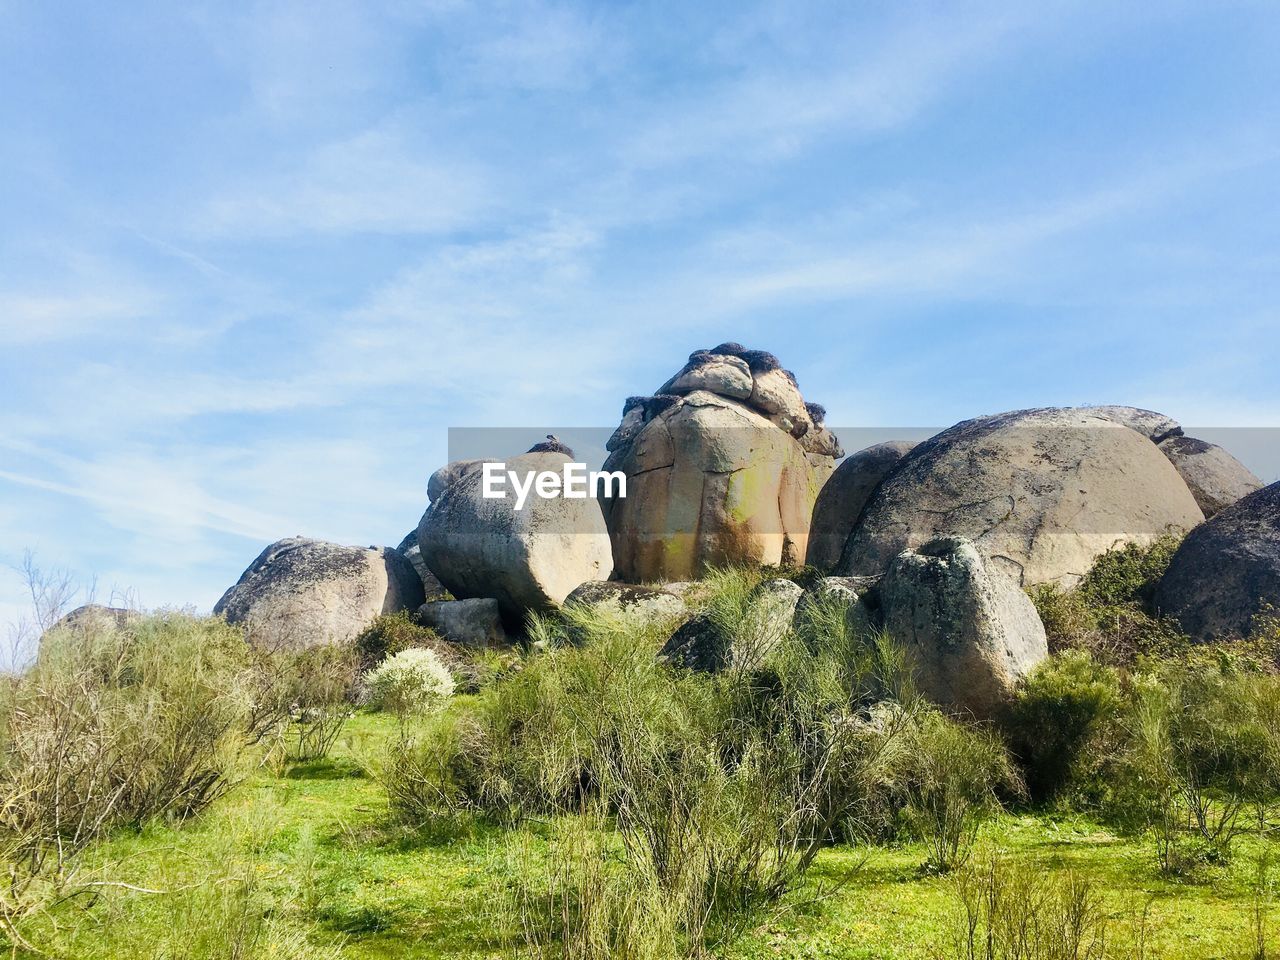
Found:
603,391 -> 824,582
749,367 -> 813,437
418,450 -> 614,623
840,408 -> 1205,587
659,352 -> 753,400
1157,435 -> 1262,518
806,441 -> 917,572
215,537 -> 424,651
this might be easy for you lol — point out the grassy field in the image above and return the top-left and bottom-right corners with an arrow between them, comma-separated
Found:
29,710 -> 1273,960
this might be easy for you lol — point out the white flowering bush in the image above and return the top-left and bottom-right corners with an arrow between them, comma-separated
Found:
364,647 -> 455,718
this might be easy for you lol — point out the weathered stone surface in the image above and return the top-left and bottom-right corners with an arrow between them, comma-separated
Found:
659,352 -> 753,400
794,576 -> 878,639
428,459 -> 487,503
50,604 -> 140,635
215,537 -> 425,650
749,367 -> 813,437
879,538 -> 1048,719
416,598 -> 507,648
418,450 -> 614,624
1155,481 -> 1280,641
840,408 -> 1204,588
1157,435 -> 1262,518
1086,405 -> 1184,444
396,530 -> 448,599
658,578 -> 801,672
564,581 -> 686,621
603,390 -> 825,581
806,441 -> 918,572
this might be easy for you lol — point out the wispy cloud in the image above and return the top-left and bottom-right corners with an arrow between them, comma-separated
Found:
201,126 -> 491,237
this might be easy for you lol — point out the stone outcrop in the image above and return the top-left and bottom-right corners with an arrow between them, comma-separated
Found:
564,581 -> 687,621
418,447 -> 614,625
793,576 -> 878,640
49,604 -> 140,636
1156,436 -> 1262,518
806,441 -> 917,572
839,407 -> 1205,588
879,538 -> 1048,719
602,344 -> 842,582
417,598 -> 507,648
1155,481 -> 1280,641
215,537 -> 424,650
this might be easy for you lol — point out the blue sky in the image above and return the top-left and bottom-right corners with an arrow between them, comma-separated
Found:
2,0 -> 1279,639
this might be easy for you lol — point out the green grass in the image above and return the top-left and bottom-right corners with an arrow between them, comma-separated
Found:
29,711 -> 1275,959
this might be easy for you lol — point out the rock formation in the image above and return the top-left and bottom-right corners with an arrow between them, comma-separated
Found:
1156,436 -> 1262,518
417,446 -> 614,624
215,537 -> 424,650
417,598 -> 507,647
659,578 -> 802,672
806,441 -> 916,571
602,344 -> 842,582
1156,481 -> 1280,641
837,407 -> 1205,587
878,538 -> 1048,719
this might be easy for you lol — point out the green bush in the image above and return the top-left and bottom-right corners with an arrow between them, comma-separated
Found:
353,611 -> 444,672
902,712 -> 1021,872
1028,536 -> 1188,666
951,855 -> 1108,960
1004,651 -> 1123,803
386,589 -> 921,956
281,645 -> 360,762
0,613 -> 258,944
1109,664 -> 1280,871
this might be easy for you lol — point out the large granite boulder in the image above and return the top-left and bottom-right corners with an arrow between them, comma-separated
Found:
659,578 -> 802,672
215,537 -> 424,651
1157,436 -> 1262,518
839,407 -> 1205,588
879,538 -> 1048,719
1155,481 -> 1280,641
806,441 -> 917,572
418,448 -> 614,625
602,344 -> 841,582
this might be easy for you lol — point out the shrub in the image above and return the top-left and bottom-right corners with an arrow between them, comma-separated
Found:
1028,536 -> 1187,666
353,611 -> 443,672
282,645 -> 360,762
0,613 -> 257,945
364,648 -> 454,721
390,593 -> 920,956
1110,664 -> 1280,871
951,855 -> 1108,960
902,712 -> 1021,872
1004,651 -> 1123,802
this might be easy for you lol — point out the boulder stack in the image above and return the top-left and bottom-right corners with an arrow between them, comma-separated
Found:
602,344 -> 842,582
